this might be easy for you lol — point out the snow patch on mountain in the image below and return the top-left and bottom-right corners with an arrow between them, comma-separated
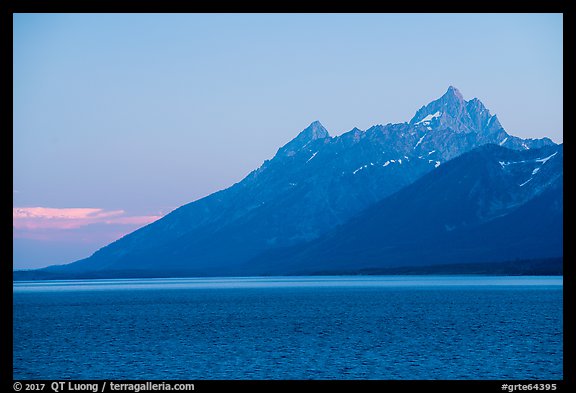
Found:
536,152 -> 557,164
414,135 -> 426,149
519,178 -> 532,187
416,111 -> 442,124
306,151 -> 318,163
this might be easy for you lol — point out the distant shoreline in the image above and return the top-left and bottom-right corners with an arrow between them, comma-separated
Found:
12,257 -> 562,281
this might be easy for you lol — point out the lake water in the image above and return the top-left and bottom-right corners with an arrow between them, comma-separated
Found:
13,276 -> 563,380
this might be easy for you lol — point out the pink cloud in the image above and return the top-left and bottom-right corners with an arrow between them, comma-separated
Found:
13,207 -> 162,230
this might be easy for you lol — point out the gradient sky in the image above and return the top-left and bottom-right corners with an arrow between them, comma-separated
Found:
13,13 -> 563,269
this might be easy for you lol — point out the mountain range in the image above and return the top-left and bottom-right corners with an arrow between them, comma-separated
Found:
15,86 -> 562,279
244,144 -> 562,275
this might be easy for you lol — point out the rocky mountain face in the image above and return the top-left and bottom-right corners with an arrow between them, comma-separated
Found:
35,87 -> 558,278
243,144 -> 563,275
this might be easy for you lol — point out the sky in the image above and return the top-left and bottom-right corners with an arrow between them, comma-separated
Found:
13,13 -> 563,269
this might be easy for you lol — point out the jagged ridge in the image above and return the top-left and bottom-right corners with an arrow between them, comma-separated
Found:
31,87 -> 558,278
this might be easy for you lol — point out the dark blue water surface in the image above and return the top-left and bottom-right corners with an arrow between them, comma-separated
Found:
13,276 -> 563,379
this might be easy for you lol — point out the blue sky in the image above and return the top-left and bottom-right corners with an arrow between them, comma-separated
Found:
13,13 -> 563,269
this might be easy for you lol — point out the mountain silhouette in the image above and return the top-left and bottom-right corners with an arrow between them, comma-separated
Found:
16,87 -> 560,279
